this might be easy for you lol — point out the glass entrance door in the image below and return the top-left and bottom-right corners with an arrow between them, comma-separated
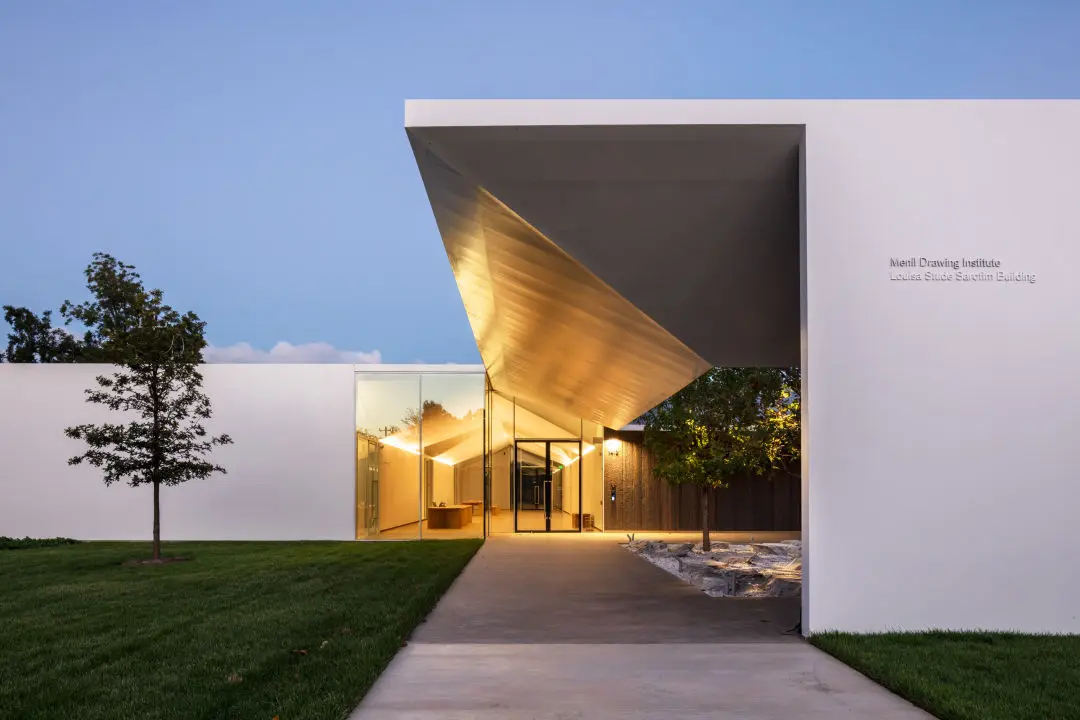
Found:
514,440 -> 582,532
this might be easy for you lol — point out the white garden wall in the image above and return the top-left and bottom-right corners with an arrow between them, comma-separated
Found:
0,363 -> 356,541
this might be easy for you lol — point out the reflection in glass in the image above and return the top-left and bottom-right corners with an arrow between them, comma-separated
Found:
356,371 -> 611,538
486,389 -> 611,533
355,371 -> 486,540
514,440 -> 586,531
511,396 -> 581,440
488,391 -> 516,533
515,442 -> 548,532
356,432 -> 380,537
418,373 -> 485,539
355,374 -> 421,540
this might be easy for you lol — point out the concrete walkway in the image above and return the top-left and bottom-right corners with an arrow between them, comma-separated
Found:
351,535 -> 934,719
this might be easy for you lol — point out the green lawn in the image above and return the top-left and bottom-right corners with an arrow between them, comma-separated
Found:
812,631 -> 1080,720
0,540 -> 482,720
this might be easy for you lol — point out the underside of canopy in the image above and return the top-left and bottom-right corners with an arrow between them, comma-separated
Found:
408,114 -> 800,429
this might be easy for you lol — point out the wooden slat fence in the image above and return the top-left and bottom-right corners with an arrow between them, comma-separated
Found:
602,430 -> 800,532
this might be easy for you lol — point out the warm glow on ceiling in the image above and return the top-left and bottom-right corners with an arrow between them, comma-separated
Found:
380,435 -> 457,466
561,443 -> 596,466
380,435 -> 419,454
410,136 -> 711,428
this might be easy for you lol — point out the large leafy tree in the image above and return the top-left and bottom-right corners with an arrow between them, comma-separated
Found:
0,305 -> 95,362
762,368 -> 801,478
642,367 -> 800,550
62,253 -> 232,561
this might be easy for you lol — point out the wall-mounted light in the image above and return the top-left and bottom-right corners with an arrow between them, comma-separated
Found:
604,438 -> 621,456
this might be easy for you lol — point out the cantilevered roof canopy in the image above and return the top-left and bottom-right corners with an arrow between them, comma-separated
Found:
407,101 -> 801,429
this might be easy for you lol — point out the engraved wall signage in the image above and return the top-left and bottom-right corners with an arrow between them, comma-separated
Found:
888,257 -> 1036,284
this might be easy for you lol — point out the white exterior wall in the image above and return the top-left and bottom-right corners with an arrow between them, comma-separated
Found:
801,102 -> 1080,634
409,99 -> 1080,634
0,363 -> 356,541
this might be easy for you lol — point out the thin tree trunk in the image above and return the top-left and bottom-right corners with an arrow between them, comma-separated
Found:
151,368 -> 161,561
701,486 -> 711,551
152,480 -> 161,560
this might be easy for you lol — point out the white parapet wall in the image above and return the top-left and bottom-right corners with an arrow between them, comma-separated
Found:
0,363 -> 357,541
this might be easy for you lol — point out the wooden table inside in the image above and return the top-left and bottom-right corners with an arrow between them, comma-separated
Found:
427,504 -> 473,530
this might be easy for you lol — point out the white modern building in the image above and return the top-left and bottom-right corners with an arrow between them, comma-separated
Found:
2,100 -> 1079,636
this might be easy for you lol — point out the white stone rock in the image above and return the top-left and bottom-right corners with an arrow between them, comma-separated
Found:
625,539 -> 802,598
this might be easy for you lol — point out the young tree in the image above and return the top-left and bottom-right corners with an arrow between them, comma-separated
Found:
62,253 -> 232,561
0,305 -> 91,362
642,367 -> 798,551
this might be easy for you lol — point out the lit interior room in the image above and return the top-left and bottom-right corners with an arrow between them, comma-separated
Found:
486,391 -> 605,534
355,371 -> 486,540
355,371 -> 606,539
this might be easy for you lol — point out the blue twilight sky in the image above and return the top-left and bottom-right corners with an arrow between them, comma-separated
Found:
2,1 -> 1078,363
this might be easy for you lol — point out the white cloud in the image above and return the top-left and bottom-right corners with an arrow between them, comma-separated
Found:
204,341 -> 382,364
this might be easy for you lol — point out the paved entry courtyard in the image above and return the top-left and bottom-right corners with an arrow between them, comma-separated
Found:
351,535 -> 933,719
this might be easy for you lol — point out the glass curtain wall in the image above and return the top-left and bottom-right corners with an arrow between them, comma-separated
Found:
485,388 -> 606,533
355,371 -> 607,538
355,371 -> 485,540
355,374 -> 421,540
486,388 -> 516,533
418,373 -> 486,538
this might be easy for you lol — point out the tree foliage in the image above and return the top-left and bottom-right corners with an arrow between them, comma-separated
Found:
762,368 -> 801,478
0,305 -> 92,363
61,253 -> 232,560
401,400 -> 457,431
641,367 -> 801,549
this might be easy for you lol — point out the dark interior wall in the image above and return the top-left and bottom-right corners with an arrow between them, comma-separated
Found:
603,430 -> 800,532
